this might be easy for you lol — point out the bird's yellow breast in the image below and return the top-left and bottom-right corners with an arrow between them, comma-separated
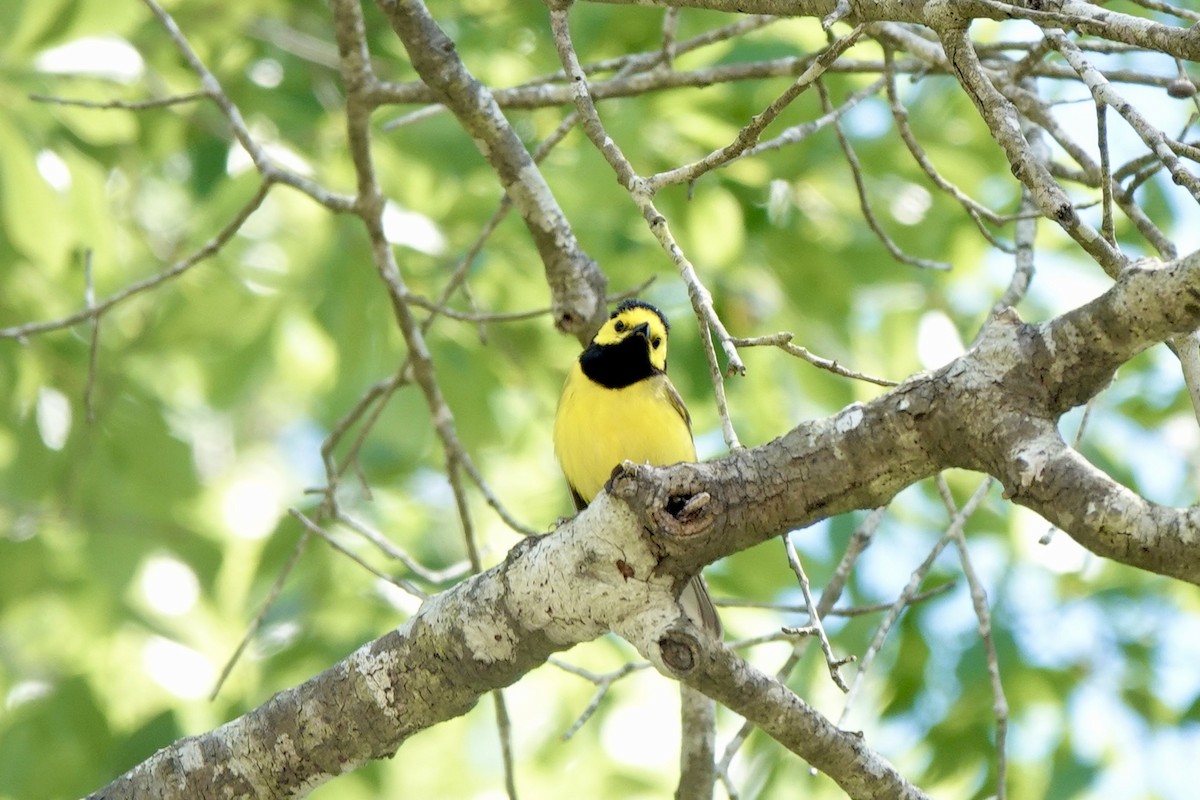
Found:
553,364 -> 696,504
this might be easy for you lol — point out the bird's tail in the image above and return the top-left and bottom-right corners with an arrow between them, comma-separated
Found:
679,574 -> 722,638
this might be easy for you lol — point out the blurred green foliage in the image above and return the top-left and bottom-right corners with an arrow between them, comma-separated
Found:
2,1 -> 1200,799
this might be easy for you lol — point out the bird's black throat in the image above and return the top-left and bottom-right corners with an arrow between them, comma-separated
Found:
579,333 -> 658,389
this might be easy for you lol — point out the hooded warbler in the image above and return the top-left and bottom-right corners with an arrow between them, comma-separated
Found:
553,299 -> 721,636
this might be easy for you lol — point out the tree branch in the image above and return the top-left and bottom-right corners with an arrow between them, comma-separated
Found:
89,243 -> 1200,797
610,249 -> 1200,587
374,0 -> 608,341
680,640 -> 931,800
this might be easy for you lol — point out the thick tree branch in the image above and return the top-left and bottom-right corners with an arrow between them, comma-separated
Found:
612,250 -> 1200,587
90,246 -> 1200,799
1006,432 -> 1200,574
374,0 -> 608,340
89,491 -> 923,800
933,21 -> 1126,272
64,2 -> 1200,796
582,0 -> 1200,63
88,537 -> 564,799
676,635 -> 930,800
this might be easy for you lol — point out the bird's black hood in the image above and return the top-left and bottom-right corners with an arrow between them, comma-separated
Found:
578,323 -> 657,389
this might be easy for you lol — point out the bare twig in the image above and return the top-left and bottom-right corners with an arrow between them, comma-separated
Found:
29,90 -> 210,110
373,0 -> 608,340
209,526 -> 313,700
546,4 -> 746,450
741,76 -> 886,160
732,333 -> 896,386
932,20 -> 1127,273
936,477 -> 1008,800
882,46 -> 1015,251
820,80 -> 951,271
716,581 -> 955,615
81,250 -> 102,423
552,659 -> 650,740
838,478 -> 993,727
492,691 -> 520,800
781,533 -> 852,691
142,0 -> 354,209
1,182 -> 273,340
644,24 -> 866,191
1047,30 -> 1200,204
337,512 -> 473,585
1097,101 -> 1116,246
716,508 -> 885,787
290,508 -> 427,595
333,5 -> 529,793
988,116 -> 1044,319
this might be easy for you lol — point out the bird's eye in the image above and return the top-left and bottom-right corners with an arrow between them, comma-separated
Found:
652,337 -> 662,349
614,320 -> 626,333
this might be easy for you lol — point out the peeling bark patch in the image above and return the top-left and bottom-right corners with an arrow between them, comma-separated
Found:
178,739 -> 204,771
658,633 -> 697,674
835,402 -> 864,433
458,577 -> 518,663
357,648 -> 401,717
1183,286 -> 1200,319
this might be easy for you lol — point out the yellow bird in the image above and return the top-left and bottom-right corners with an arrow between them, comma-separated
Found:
554,299 -> 721,636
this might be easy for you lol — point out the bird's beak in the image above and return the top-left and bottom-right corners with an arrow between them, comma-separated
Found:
632,322 -> 650,340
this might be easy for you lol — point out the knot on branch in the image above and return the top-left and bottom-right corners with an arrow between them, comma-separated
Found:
657,626 -> 703,677
607,461 -> 721,551
922,0 -> 970,31
1167,79 -> 1197,99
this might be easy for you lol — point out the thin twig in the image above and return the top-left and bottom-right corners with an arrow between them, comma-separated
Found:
319,106 -> 584,535
82,250 -> 102,423
715,581 -> 955,615
492,691 -> 520,800
140,0 -> 354,211
838,479 -> 992,727
552,659 -> 650,740
28,90 -> 210,110
1048,29 -> 1200,204
645,24 -> 866,191
936,476 -> 1008,800
659,7 -> 681,67
933,22 -> 1127,274
1096,101 -> 1116,246
1,182 -> 273,340
1125,0 -> 1200,23
547,5 -> 746,449
988,112 -> 1044,319
882,46 -> 1015,251
209,526 -> 312,700
716,508 -> 884,785
1006,83 -> 1177,261
698,314 -> 742,450
732,333 -> 896,386
781,533 -> 852,691
741,77 -> 885,160
820,79 -> 951,271
290,508 -> 427,596
337,512 -> 473,585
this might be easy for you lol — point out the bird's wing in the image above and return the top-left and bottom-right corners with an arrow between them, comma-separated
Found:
661,375 -> 693,434
569,484 -> 588,513
680,575 -> 722,637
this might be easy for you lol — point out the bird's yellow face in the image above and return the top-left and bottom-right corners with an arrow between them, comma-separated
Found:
591,302 -> 670,372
